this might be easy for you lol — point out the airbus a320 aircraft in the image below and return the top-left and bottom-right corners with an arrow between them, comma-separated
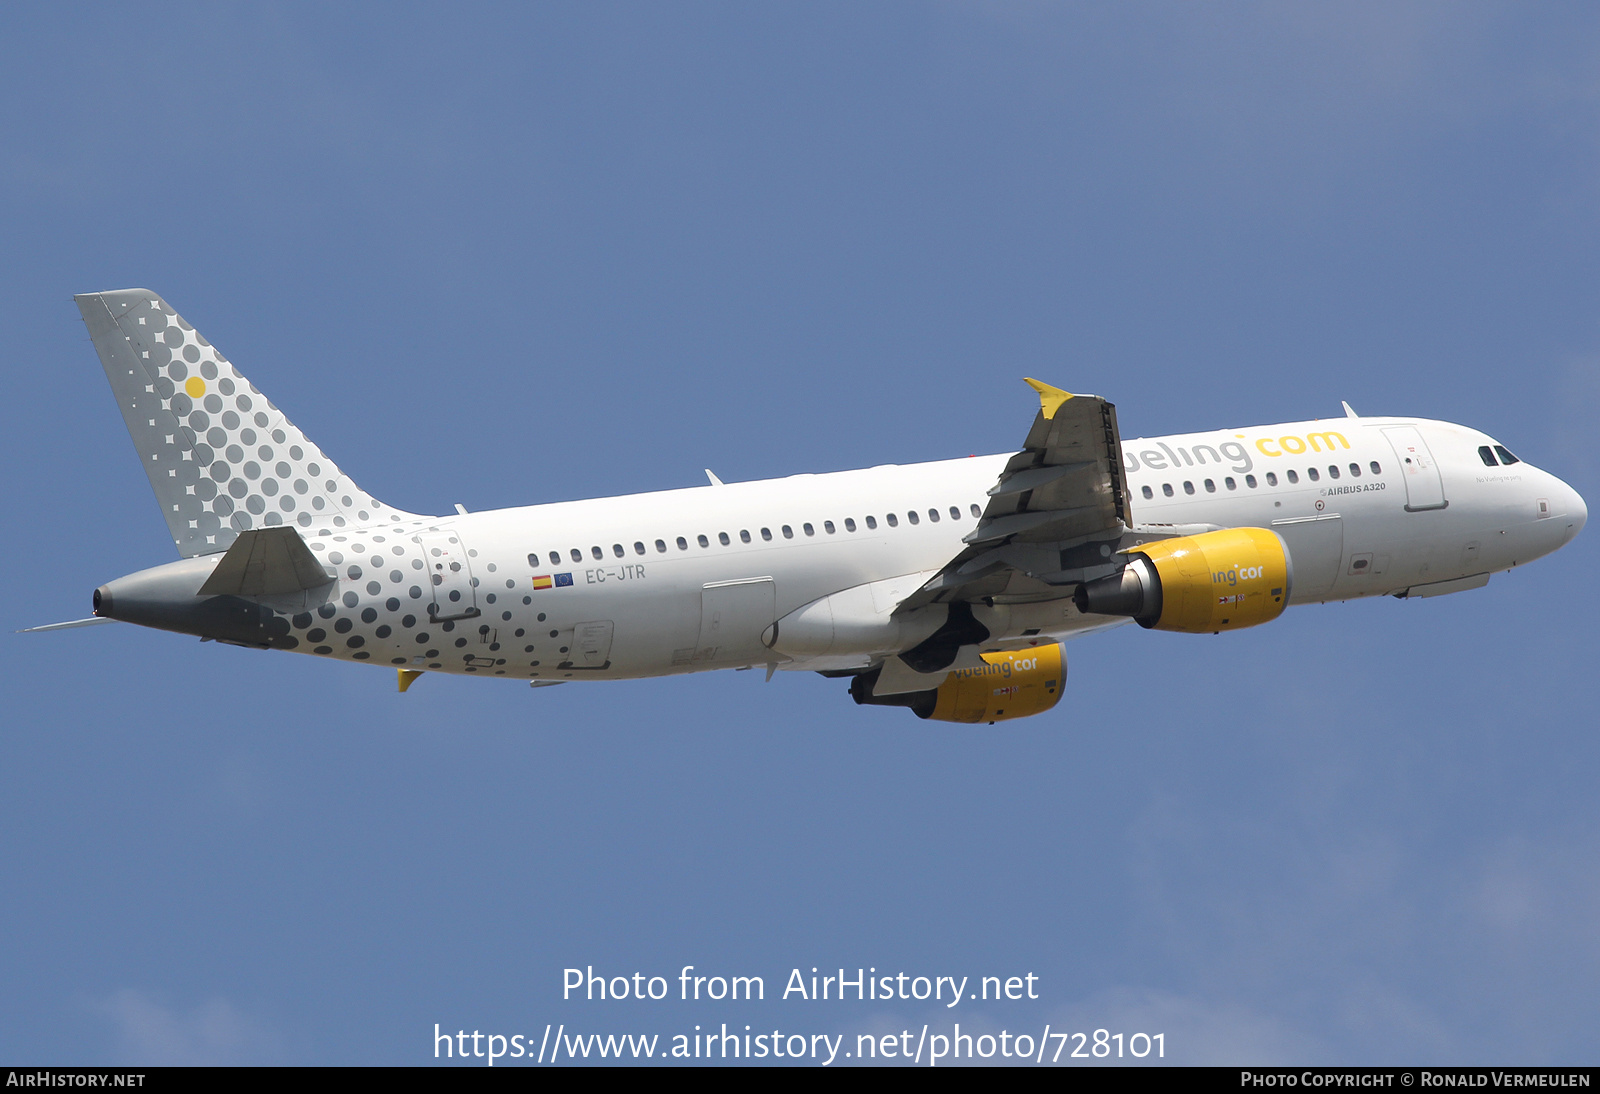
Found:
43,289 -> 1586,723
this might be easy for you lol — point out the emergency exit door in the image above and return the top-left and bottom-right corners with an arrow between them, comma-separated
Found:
695,578 -> 776,665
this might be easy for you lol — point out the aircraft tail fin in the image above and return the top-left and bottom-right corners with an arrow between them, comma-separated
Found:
76,289 -> 419,557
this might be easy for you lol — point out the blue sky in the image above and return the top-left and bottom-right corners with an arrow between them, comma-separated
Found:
3,2 -> 1597,1065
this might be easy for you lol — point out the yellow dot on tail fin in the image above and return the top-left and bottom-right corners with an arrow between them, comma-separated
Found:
1023,377 -> 1074,420
185,377 -> 206,399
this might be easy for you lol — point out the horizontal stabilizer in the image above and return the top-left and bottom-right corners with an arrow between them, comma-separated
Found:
18,617 -> 119,633
197,527 -> 334,597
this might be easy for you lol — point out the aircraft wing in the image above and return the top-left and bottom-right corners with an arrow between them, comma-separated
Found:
898,379 -> 1133,612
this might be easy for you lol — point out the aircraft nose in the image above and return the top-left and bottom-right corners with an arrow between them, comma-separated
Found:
1543,470 -> 1587,545
1563,481 -> 1587,543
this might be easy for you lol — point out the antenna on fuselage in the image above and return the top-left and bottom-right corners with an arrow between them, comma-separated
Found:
705,469 -> 725,487
1341,401 -> 1359,419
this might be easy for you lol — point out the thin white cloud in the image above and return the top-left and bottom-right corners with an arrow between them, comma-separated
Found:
97,990 -> 282,1066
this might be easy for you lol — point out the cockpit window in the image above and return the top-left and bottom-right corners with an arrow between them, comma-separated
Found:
1494,445 -> 1520,466
1478,446 -> 1498,467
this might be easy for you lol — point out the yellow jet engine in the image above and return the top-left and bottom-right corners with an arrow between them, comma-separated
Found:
850,644 -> 1066,724
1074,526 -> 1291,633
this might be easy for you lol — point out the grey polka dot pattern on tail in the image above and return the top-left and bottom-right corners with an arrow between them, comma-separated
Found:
77,290 -> 550,681
79,290 -> 421,557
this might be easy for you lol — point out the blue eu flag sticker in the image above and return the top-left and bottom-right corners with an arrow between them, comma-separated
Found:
554,573 -> 574,587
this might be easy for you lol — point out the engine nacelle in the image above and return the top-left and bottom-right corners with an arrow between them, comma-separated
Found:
850,644 -> 1066,723
1074,526 -> 1291,633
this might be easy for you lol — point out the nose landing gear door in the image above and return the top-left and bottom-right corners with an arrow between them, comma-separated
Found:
415,530 -> 480,622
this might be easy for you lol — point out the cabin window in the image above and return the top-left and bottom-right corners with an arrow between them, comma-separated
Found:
842,518 -> 855,532
719,532 -> 731,545
1286,470 -> 1299,484
613,543 -> 625,557
697,534 -> 709,548
570,548 -> 583,563
1225,477 -> 1237,490
1495,445 -> 1520,466
970,504 -> 982,517
1327,465 -> 1340,479
1142,485 -> 1154,499
739,529 -> 751,543
761,527 -> 773,541
527,554 -> 539,568
1265,472 -> 1277,486
908,510 -> 920,525
1204,479 -> 1216,493
1162,483 -> 1174,497
1307,468 -> 1320,482
803,523 -> 815,536
782,525 -> 794,539
1348,463 -> 1361,478
949,507 -> 961,520
676,536 -> 688,551
824,521 -> 836,534
1370,461 -> 1382,474
655,539 -> 667,553
865,516 -> 878,530
592,546 -> 604,559
886,513 -> 899,527
1183,481 -> 1196,495
927,508 -> 940,522
1478,446 -> 1498,467
1245,475 -> 1257,488
548,551 -> 560,565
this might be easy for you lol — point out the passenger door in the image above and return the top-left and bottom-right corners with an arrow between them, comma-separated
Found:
415,530 -> 480,622
1383,426 -> 1447,512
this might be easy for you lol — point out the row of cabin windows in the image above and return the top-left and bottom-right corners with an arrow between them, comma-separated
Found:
1138,462 -> 1384,500
1478,445 -> 1520,467
529,503 -> 986,567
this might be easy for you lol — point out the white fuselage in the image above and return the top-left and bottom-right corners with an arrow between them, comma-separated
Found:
263,414 -> 1581,683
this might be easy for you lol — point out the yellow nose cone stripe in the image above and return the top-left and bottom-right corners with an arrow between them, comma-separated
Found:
185,376 -> 206,399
